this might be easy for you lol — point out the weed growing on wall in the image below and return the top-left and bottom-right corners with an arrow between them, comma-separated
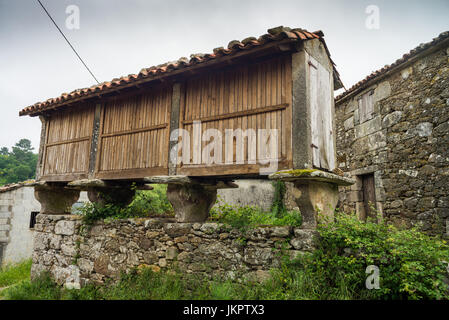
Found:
210,196 -> 302,231
271,181 -> 287,218
79,184 -> 174,225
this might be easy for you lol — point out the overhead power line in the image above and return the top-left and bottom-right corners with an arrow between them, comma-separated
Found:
36,0 -> 100,84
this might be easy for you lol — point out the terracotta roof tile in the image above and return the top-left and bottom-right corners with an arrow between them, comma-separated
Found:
20,26 -> 342,116
336,31 -> 449,102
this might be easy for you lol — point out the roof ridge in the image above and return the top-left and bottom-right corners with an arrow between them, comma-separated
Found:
20,26 -> 330,116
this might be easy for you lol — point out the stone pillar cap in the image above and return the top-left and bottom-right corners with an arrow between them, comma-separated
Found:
269,169 -> 355,186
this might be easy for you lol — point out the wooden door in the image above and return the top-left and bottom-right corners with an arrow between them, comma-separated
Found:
309,55 -> 335,170
362,173 -> 377,220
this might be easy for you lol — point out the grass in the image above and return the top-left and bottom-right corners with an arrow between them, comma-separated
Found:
0,259 -> 32,288
3,212 -> 448,300
1,261 -> 358,300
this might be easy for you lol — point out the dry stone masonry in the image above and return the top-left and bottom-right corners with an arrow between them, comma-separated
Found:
336,34 -> 449,236
31,214 -> 317,288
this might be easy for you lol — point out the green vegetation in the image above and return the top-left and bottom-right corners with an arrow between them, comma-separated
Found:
271,181 -> 287,218
80,183 -> 301,230
210,196 -> 302,231
305,211 -> 449,300
280,169 -> 317,176
0,259 -> 32,288
79,184 -> 174,225
0,139 -> 38,186
1,264 -> 354,300
2,214 -> 449,300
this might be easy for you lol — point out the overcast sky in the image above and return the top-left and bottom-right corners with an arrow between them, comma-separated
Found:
1,0 -> 448,150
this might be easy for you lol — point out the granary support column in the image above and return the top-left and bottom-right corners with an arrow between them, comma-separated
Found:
67,179 -> 143,208
87,188 -> 136,208
34,183 -> 80,215
269,170 -> 354,229
144,176 -> 238,222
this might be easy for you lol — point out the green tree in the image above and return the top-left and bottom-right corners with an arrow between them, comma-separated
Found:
0,139 -> 38,186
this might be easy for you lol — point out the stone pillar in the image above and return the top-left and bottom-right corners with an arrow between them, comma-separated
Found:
87,188 -> 136,208
288,180 -> 339,229
34,185 -> 80,214
269,169 -> 354,229
166,184 -> 217,223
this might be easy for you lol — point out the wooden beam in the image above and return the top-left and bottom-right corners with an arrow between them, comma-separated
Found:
181,103 -> 288,125
35,115 -> 48,180
40,173 -> 88,182
44,136 -> 90,148
95,167 -> 168,180
100,123 -> 168,138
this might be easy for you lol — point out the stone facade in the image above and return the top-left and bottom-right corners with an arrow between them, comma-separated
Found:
0,185 -> 40,266
217,179 -> 276,212
336,39 -> 449,236
0,183 -> 89,266
31,214 -> 317,288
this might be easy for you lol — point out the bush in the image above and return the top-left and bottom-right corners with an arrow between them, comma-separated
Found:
79,184 -> 173,225
209,196 -> 302,231
130,184 -> 173,216
271,181 -> 287,218
304,212 -> 449,300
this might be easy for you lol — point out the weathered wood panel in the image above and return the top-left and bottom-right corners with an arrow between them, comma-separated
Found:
42,103 -> 95,180
95,86 -> 172,179
177,55 -> 292,175
309,56 -> 334,170
362,173 -> 377,221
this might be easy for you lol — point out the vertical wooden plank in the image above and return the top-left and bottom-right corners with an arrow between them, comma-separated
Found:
36,115 -> 48,180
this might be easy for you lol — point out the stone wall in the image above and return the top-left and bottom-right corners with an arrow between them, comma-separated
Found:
336,43 -> 449,236
0,183 -> 89,266
216,179 -> 275,212
31,214 -> 317,288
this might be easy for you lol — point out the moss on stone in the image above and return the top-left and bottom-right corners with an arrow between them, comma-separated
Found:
278,169 -> 318,176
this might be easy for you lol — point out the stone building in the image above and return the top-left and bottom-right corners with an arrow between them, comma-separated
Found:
0,182 -> 41,266
0,181 -> 88,266
336,31 -> 449,236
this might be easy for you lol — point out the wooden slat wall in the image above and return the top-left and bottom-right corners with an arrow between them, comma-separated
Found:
42,103 -> 94,178
178,55 -> 292,175
95,86 -> 171,178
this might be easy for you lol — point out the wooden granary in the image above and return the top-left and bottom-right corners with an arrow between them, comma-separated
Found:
21,26 -> 352,226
